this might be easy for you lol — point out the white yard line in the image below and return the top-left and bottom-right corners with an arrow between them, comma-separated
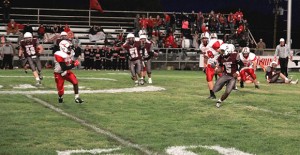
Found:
57,148 -> 121,155
0,75 -> 117,81
0,86 -> 165,95
26,95 -> 157,155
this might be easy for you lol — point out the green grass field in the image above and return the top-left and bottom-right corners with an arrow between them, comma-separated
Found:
0,69 -> 300,155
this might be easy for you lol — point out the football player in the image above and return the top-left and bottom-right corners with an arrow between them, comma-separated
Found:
139,35 -> 154,84
213,43 -> 243,108
122,33 -> 143,86
18,32 -> 44,86
239,47 -> 259,89
202,36 -> 223,99
266,61 -> 298,84
53,40 -> 83,103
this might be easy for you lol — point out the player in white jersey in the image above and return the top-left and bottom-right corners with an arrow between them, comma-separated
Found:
54,40 -> 84,103
239,47 -> 259,89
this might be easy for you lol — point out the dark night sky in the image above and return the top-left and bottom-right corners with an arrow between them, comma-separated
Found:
12,0 -> 300,48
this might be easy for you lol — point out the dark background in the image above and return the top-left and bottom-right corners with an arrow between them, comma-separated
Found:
11,0 -> 300,49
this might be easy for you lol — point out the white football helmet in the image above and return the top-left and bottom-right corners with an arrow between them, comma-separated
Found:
59,40 -> 73,54
24,32 -> 33,42
220,43 -> 235,56
126,33 -> 135,39
139,35 -> 147,40
60,31 -> 68,36
242,47 -> 250,58
210,33 -> 218,39
200,32 -> 210,39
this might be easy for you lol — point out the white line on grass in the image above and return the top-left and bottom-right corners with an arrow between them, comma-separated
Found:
57,148 -> 121,155
0,75 -> 117,81
0,86 -> 166,95
26,95 -> 157,155
199,95 -> 300,119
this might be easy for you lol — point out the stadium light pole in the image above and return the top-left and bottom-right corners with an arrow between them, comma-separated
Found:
286,0 -> 292,48
272,0 -> 280,48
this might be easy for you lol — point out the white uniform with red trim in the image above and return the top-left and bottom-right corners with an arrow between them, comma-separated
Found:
240,52 -> 257,69
239,52 -> 257,82
54,50 -> 74,73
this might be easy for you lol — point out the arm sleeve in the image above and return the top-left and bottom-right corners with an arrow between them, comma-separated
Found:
59,62 -> 75,71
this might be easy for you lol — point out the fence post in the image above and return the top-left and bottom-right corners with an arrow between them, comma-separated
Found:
37,9 -> 40,23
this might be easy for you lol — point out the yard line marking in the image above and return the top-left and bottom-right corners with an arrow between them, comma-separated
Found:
0,86 -> 165,95
57,148 -> 121,155
0,75 -> 117,81
166,145 -> 253,155
26,94 -> 157,155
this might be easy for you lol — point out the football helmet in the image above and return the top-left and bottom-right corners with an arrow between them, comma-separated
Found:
23,32 -> 33,43
210,33 -> 218,39
200,32 -> 210,39
59,40 -> 73,54
126,33 -> 135,39
220,43 -> 234,56
60,31 -> 68,40
242,47 -> 250,58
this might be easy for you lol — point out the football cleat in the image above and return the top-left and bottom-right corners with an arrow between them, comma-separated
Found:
255,85 -> 260,89
75,97 -> 84,104
134,80 -> 139,86
39,76 -> 43,80
58,97 -> 63,103
148,78 -> 152,84
139,79 -> 144,85
290,79 -> 298,84
207,95 -> 216,99
216,101 -> 222,108
36,80 -> 42,86
240,81 -> 244,88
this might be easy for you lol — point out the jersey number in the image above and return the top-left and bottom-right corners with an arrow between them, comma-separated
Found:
25,45 -> 36,56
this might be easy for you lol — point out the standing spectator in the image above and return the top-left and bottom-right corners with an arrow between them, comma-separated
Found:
94,46 -> 101,70
235,8 -> 244,24
0,40 -> 14,69
227,12 -> 236,34
111,45 -> 120,71
6,19 -> 19,35
2,0 -> 11,22
274,38 -> 292,77
23,23 -> 33,34
147,16 -> 154,39
256,38 -> 266,56
197,11 -> 204,33
164,13 -> 171,31
118,48 -> 126,71
37,24 -> 46,41
134,14 -> 140,37
83,45 -> 91,70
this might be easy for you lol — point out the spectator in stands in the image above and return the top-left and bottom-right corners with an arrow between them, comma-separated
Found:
6,19 -> 19,35
0,35 -> 6,45
37,24 -> 46,40
197,11 -> 204,33
274,38 -> 292,77
189,11 -> 197,34
0,40 -> 14,69
154,14 -> 163,32
52,24 -> 60,33
134,14 -> 140,37
227,12 -> 236,34
2,0 -> 11,22
256,38 -> 266,55
63,24 -> 74,39
235,8 -> 244,24
164,13 -> 171,31
147,16 -> 154,39
58,24 -> 64,33
170,12 -> 176,34
23,23 -> 33,34
89,25 -> 105,42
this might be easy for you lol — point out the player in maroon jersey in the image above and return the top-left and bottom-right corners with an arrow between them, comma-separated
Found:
122,33 -> 143,86
213,44 -> 243,108
18,32 -> 44,86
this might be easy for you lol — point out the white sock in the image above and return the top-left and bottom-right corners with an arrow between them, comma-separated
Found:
75,94 -> 79,99
285,78 -> 289,81
36,77 -> 40,81
218,99 -> 222,103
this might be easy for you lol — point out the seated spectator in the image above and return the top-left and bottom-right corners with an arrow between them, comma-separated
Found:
64,24 -> 74,39
43,24 -> 60,43
52,24 -> 60,33
6,19 -> 19,35
37,24 -> 46,40
89,25 -> 105,42
164,32 -> 177,48
23,23 -> 33,34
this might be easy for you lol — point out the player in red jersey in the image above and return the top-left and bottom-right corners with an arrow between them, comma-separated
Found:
139,35 -> 154,84
18,32 -> 44,86
53,40 -> 83,104
239,47 -> 259,89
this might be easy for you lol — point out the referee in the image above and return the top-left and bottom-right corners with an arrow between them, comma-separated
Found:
274,38 -> 292,78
